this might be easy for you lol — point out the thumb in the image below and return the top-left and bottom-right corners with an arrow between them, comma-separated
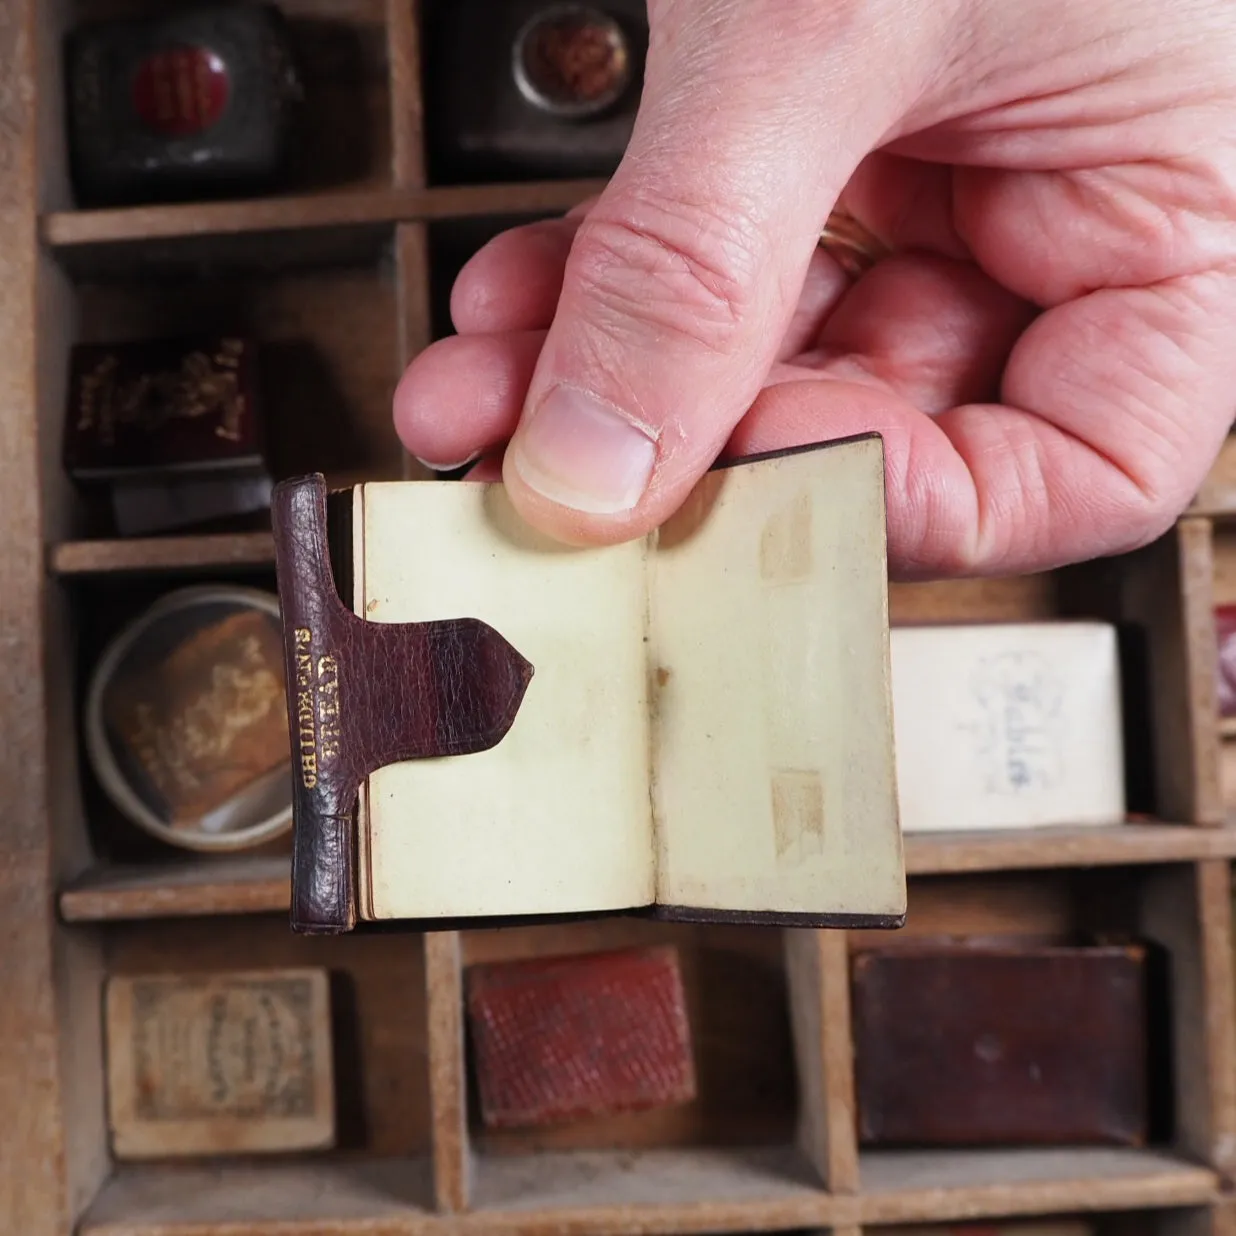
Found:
501,0 -> 927,543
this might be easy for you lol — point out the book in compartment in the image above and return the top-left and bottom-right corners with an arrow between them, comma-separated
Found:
851,944 -> 1150,1146
63,336 -> 274,535
105,968 -> 335,1159
269,433 -> 906,934
465,945 -> 695,1128
889,621 -> 1127,832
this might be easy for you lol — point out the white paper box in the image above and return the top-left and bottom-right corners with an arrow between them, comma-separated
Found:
890,622 -> 1126,833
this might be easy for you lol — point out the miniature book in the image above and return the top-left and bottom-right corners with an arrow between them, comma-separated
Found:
105,968 -> 335,1159
63,336 -> 274,535
851,944 -> 1150,1146
890,621 -> 1126,832
270,433 -> 906,934
466,946 -> 695,1128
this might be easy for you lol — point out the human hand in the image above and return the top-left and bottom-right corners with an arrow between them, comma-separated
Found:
394,0 -> 1236,580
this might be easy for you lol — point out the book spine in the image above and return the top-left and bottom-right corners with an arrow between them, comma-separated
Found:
271,478 -> 360,933
270,474 -> 535,934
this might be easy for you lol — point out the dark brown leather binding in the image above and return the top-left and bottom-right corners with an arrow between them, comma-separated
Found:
852,944 -> 1149,1146
270,473 -> 534,934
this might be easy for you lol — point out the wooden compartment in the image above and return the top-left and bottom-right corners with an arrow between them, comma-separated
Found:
104,916 -> 434,1161
58,253 -> 405,543
418,0 -> 644,188
418,920 -> 821,1224
850,866 -> 1227,1178
888,529 -> 1219,835
864,1210 -> 1229,1236
460,920 -> 799,1156
60,566 -> 289,865
77,920 -> 439,1234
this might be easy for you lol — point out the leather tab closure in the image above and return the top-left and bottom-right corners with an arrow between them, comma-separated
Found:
271,474 -> 534,933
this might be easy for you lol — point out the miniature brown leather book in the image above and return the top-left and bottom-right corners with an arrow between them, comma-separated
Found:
63,336 -> 273,535
851,944 -> 1149,1146
466,946 -> 695,1128
269,434 -> 906,934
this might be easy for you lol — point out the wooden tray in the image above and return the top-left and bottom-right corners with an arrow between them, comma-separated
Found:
4,2 -> 1236,1234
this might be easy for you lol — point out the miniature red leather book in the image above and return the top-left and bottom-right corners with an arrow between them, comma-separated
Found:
465,946 -> 695,1128
63,336 -> 273,535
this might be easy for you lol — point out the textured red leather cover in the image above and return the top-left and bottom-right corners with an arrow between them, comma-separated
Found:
466,946 -> 696,1128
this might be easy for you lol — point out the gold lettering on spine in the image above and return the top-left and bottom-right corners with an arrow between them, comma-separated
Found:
316,656 -> 341,763
293,629 -> 317,788
292,630 -> 343,789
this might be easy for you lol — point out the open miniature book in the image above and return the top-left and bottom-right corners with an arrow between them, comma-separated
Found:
271,434 -> 906,934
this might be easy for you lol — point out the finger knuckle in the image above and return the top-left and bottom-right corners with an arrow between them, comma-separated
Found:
566,193 -> 763,355
1116,447 -> 1194,546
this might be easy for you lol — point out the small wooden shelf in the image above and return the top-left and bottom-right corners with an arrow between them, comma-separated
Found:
50,532 -> 277,576
42,180 -> 604,250
471,1146 -> 822,1227
76,1146 -> 1218,1236
80,1157 -> 435,1236
59,855 -> 291,923
79,1151 -> 823,1236
857,1147 -> 1217,1222
903,822 -> 1236,875
58,823 -> 1236,925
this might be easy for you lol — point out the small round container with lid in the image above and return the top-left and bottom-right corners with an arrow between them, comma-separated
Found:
84,583 -> 293,852
511,4 -> 634,120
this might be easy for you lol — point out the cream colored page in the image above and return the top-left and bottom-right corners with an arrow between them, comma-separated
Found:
649,439 -> 904,917
357,481 -> 654,920
353,505 -> 373,920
